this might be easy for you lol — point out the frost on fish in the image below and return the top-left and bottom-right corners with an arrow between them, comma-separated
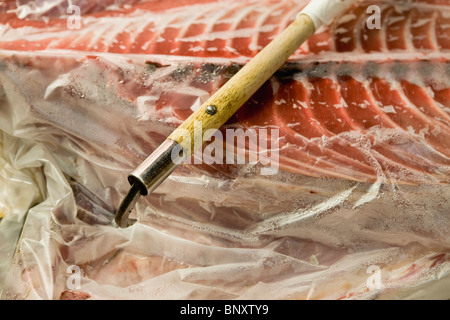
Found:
1,51 -> 449,185
0,0 -> 449,184
0,0 -> 450,300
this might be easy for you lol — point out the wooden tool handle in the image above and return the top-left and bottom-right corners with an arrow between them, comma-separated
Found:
117,0 -> 358,228
168,14 -> 316,154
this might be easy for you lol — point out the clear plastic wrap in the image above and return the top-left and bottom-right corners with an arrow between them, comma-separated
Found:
1,0 -> 450,300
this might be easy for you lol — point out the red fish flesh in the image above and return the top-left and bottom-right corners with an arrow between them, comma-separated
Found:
0,0 -> 449,184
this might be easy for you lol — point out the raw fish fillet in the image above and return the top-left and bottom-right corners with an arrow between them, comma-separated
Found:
1,0 -> 450,300
0,0 -> 449,184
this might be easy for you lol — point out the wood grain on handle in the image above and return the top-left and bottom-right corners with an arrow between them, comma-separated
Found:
168,14 -> 316,154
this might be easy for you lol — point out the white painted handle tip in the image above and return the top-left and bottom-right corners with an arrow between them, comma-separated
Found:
300,0 -> 359,30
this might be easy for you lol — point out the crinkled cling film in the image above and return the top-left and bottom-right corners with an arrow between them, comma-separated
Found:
1,0 -> 450,300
